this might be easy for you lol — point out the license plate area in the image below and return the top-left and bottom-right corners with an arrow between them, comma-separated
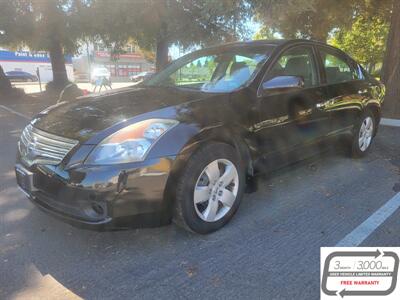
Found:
15,164 -> 37,195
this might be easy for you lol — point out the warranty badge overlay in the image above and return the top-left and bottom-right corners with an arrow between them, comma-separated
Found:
321,248 -> 400,299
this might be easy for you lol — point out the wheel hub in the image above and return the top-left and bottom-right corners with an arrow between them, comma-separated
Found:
358,116 -> 374,152
193,159 -> 239,222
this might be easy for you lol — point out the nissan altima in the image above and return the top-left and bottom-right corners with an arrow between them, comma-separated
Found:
15,39 -> 385,233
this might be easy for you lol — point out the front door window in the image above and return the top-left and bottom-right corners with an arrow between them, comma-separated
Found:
267,46 -> 318,88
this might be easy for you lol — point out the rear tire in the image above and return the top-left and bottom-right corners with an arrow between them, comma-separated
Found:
350,111 -> 376,158
173,142 -> 245,234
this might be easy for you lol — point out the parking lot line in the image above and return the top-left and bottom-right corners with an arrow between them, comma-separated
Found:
381,118 -> 400,127
0,104 -> 30,120
336,192 -> 400,247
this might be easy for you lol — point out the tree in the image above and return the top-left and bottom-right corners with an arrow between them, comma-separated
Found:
252,0 -> 358,42
330,15 -> 389,74
382,0 -> 400,117
253,27 -> 279,40
251,0 -> 392,42
0,65 -> 13,95
0,0 -> 87,90
0,0 -> 18,93
91,0 -> 252,71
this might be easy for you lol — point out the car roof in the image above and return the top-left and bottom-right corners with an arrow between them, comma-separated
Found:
173,39 -> 343,69
202,39 -> 341,52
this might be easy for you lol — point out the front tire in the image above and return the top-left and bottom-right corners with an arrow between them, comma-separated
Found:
351,111 -> 376,158
173,142 -> 245,234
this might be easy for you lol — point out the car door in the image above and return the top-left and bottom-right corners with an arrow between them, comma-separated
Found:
255,45 -> 330,157
316,46 -> 367,133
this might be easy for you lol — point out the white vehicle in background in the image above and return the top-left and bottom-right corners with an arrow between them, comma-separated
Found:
90,67 -> 111,84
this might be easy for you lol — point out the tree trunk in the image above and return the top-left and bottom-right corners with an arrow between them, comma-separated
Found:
382,0 -> 400,118
310,24 -> 328,42
155,23 -> 169,72
310,31 -> 328,42
0,65 -> 13,95
310,15 -> 328,42
367,63 -> 372,74
48,38 -> 69,88
156,38 -> 169,72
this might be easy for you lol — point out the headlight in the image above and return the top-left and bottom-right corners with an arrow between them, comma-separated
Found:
85,119 -> 178,165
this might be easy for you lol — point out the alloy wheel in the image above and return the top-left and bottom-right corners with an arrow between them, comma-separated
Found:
193,159 -> 239,222
358,116 -> 374,152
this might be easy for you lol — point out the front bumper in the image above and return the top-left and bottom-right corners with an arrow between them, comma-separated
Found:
15,156 -> 176,230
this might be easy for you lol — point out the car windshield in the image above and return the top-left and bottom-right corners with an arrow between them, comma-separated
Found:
144,46 -> 274,92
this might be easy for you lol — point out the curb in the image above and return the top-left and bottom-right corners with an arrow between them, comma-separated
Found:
380,118 -> 400,127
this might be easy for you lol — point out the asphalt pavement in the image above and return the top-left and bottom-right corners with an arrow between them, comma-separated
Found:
0,96 -> 399,300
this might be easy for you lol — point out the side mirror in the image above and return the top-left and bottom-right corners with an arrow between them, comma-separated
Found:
262,75 -> 304,91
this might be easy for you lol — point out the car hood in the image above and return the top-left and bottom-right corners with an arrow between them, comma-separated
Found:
31,86 -> 212,142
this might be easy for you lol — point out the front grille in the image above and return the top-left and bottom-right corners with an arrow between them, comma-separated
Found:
19,124 -> 79,166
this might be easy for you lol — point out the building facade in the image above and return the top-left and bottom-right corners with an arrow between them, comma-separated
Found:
73,42 -> 155,82
0,50 -> 74,82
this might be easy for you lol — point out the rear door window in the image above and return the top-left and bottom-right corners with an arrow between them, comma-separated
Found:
319,48 -> 358,84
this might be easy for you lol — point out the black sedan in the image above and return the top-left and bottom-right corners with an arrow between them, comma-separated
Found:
6,70 -> 38,82
15,39 -> 385,233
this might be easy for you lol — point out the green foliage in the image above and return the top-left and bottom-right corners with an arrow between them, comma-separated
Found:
253,27 -> 279,40
251,0 -> 393,77
330,15 -> 389,73
252,0 -> 354,41
251,0 -> 392,42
